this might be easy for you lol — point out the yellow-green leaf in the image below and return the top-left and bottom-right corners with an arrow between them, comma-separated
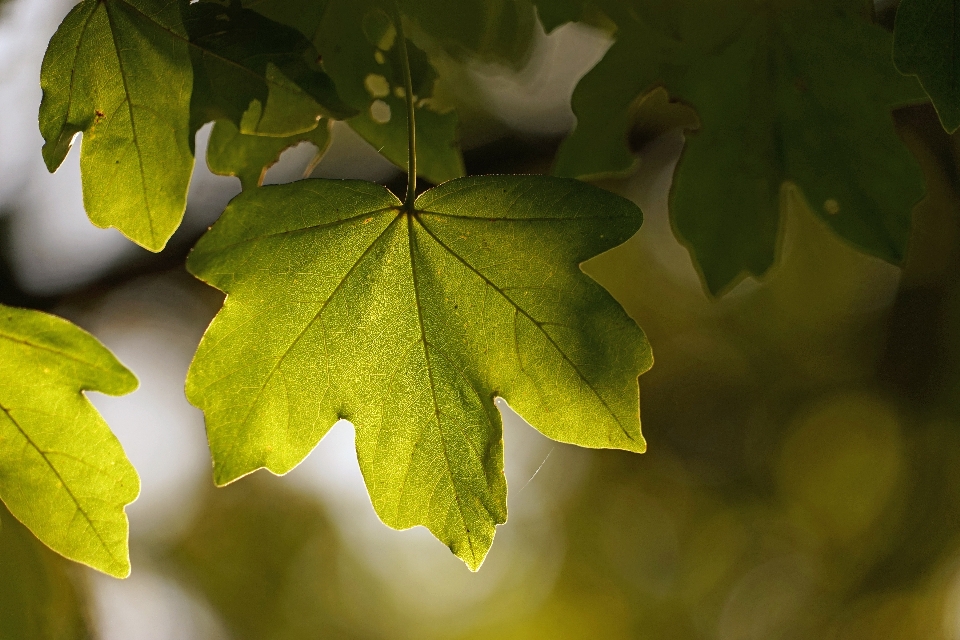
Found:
185,176 -> 651,570
39,0 -> 194,252
0,305 -> 139,578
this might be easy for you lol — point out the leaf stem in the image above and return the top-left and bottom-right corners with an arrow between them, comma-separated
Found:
394,5 -> 417,210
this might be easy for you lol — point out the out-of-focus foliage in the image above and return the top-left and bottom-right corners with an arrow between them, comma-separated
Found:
894,0 -> 960,133
0,503 -> 90,639
167,477 -> 358,640
400,0 -> 538,68
0,304 -> 138,578
553,0 -> 927,294
185,176 -> 650,570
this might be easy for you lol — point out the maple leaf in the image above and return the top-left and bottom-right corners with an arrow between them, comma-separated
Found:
185,175 -> 651,569
206,118 -> 332,190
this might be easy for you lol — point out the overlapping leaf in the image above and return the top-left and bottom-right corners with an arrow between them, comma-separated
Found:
39,0 -> 351,252
185,1 -> 352,137
185,176 -> 651,569
206,119 -> 332,190
894,0 -> 960,133
400,0 -> 538,68
0,305 -> 139,578
241,0 -> 465,184
553,0 -> 927,294
315,0 -> 464,185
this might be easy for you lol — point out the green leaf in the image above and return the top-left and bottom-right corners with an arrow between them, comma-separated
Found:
207,119 -> 332,190
314,0 -> 465,185
0,305 -> 139,578
894,0 -> 960,133
0,504 -> 90,639
185,1 -> 354,137
39,0 -> 354,252
237,0 -> 468,183
39,0 -> 194,252
554,0 -> 926,295
400,0 -> 538,68
185,176 -> 651,570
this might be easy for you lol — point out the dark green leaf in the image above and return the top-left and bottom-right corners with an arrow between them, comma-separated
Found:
314,0 -> 465,184
401,0 -> 539,68
207,119 -> 332,190
0,305 -> 139,578
185,1 -> 354,137
894,0 -> 960,133
554,0 -> 926,294
39,0 -> 194,252
185,176 -> 651,569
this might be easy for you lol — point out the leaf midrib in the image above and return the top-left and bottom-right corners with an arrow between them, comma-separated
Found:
203,203 -> 638,454
0,401 -> 119,567
405,213 -> 479,567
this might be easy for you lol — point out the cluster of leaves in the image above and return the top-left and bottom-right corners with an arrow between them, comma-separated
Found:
3,0 -> 955,577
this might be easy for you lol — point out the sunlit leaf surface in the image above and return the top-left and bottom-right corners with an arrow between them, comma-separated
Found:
0,305 -> 139,578
186,175 -> 651,569
39,0 -> 194,252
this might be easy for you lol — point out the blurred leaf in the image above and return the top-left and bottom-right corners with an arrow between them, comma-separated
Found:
315,0 -> 465,184
185,1 -> 354,137
401,0 -> 538,68
0,504 -> 90,640
185,176 -> 650,570
894,0 -> 960,133
39,0 -> 194,252
555,0 -> 926,295
0,305 -> 139,578
207,119 -> 332,190
169,478 -> 357,640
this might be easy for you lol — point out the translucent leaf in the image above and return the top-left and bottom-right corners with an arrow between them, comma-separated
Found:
185,176 -> 651,569
185,1 -> 353,137
39,0 -> 353,252
0,305 -> 139,578
39,0 -> 194,252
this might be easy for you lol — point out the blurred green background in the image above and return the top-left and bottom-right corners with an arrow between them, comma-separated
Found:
2,1 -> 960,638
